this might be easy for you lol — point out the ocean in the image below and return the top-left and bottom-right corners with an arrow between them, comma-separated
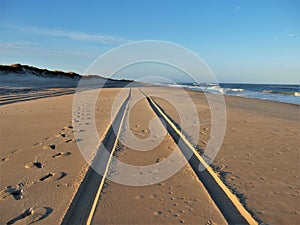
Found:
168,83 -> 300,105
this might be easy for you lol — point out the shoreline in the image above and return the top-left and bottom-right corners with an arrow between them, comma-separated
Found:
1,84 -> 299,107
163,84 -> 300,106
189,88 -> 300,106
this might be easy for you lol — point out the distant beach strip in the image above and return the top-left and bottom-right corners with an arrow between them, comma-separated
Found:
167,83 -> 300,105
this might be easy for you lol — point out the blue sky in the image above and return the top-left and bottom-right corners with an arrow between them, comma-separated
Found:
0,0 -> 299,83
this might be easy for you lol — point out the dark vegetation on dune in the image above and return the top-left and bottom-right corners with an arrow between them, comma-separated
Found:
0,64 -> 135,98
0,64 -> 133,82
0,64 -> 81,80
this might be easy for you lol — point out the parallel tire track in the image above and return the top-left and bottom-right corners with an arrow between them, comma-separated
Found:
61,87 -> 257,225
0,90 -> 75,106
61,89 -> 131,225
140,89 -> 258,225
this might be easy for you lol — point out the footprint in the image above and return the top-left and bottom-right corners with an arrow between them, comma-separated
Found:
1,184 -> 24,200
11,189 -> 23,200
52,152 -> 71,158
39,173 -> 54,182
65,139 -> 73,143
39,172 -> 67,182
33,142 -> 42,146
153,211 -> 162,216
134,195 -> 144,199
33,162 -> 43,168
57,172 -> 67,180
6,206 -> 53,225
156,157 -> 166,163
205,220 -> 215,225
25,162 -> 43,169
52,153 -> 62,158
11,149 -> 20,154
55,132 -> 66,138
43,144 -> 56,150
1,157 -> 8,163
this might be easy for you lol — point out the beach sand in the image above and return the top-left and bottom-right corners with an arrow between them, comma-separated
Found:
151,87 -> 300,224
92,88 -> 227,225
0,87 -> 299,224
0,88 -> 122,224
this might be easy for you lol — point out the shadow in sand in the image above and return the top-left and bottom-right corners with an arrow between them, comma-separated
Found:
7,207 -> 53,225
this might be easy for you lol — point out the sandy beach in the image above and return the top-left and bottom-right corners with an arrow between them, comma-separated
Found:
2,2 -> 298,224
0,86 -> 299,224
92,88 -> 227,225
0,88 -> 124,224
152,87 -> 300,224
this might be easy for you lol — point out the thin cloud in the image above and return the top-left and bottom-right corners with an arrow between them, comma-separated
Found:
15,26 -> 131,44
288,33 -> 295,37
0,41 -> 95,57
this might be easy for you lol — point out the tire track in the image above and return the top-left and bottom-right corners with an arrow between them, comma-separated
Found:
0,89 -> 75,106
61,87 -> 257,225
140,88 -> 257,225
61,89 -> 131,225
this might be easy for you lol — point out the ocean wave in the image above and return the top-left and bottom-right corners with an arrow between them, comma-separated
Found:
167,82 -> 299,104
229,88 -> 244,92
263,90 -> 300,96
207,86 -> 224,93
205,86 -> 244,94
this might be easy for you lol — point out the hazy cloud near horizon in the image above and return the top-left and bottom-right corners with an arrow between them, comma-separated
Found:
0,40 -> 95,58
5,24 -> 132,45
